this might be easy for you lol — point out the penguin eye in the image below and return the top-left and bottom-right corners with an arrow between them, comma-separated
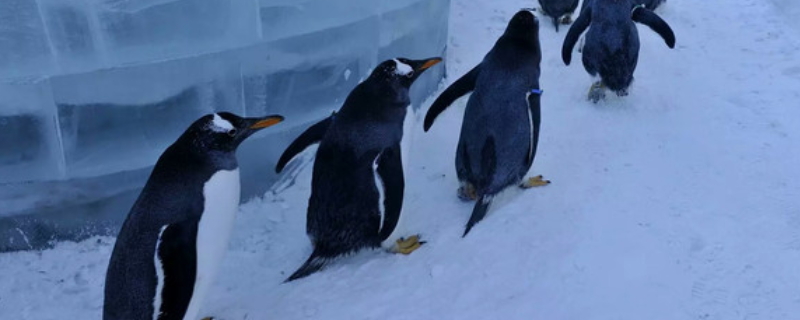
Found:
405,70 -> 414,78
227,129 -> 237,137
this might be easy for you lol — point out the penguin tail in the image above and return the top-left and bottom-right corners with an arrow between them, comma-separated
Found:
553,16 -> 560,32
463,195 -> 493,237
285,250 -> 329,282
462,136 -> 497,237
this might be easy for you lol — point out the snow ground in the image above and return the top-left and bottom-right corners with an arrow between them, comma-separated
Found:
3,0 -> 800,319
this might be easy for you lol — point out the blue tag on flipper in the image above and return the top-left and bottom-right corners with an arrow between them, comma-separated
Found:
530,88 -> 543,95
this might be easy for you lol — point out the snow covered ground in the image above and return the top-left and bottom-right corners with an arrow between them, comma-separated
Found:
2,0 -> 800,319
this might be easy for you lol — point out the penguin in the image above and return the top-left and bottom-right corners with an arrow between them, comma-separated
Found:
564,0 -> 675,102
580,0 -> 666,15
103,112 -> 284,320
537,0 -> 580,32
275,57 -> 442,281
423,10 -> 549,237
577,0 -> 666,53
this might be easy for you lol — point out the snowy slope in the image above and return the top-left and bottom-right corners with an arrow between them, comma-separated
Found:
3,0 -> 800,319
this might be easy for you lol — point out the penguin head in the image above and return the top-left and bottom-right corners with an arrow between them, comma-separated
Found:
369,57 -> 443,89
183,112 -> 284,152
505,9 -> 540,39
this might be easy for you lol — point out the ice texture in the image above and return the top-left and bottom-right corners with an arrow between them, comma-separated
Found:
50,52 -> 244,178
37,0 -> 106,74
0,80 -> 63,184
96,0 -> 261,65
0,0 -> 56,78
0,0 -> 450,250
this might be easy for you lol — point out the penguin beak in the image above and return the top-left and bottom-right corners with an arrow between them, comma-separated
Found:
404,57 -> 442,84
234,114 -> 284,144
249,115 -> 285,130
413,57 -> 443,73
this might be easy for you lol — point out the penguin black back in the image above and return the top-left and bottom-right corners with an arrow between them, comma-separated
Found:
424,10 -> 546,236
104,112 -> 283,320
564,0 -> 675,100
580,0 -> 665,13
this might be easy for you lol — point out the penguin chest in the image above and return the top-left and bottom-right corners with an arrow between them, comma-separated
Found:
372,152 -> 386,231
183,168 -> 241,320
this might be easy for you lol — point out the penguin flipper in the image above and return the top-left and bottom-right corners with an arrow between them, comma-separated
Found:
376,143 -> 404,242
155,220 -> 199,319
275,114 -> 334,173
525,90 -> 543,168
562,5 -> 592,65
632,6 -> 676,48
463,195 -> 493,237
423,65 -> 480,132
462,137 -> 498,237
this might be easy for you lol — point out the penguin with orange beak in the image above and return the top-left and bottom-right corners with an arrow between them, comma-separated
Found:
104,112 -> 284,320
276,57 -> 442,281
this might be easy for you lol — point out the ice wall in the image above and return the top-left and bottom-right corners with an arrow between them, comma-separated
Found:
0,0 -> 450,251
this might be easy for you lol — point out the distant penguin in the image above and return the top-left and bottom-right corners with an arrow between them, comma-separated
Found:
538,0 -> 580,32
103,112 -> 284,320
564,0 -> 675,102
275,57 -> 442,281
423,10 -> 549,237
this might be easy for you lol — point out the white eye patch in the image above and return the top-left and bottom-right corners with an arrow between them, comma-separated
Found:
393,59 -> 413,76
210,113 -> 235,132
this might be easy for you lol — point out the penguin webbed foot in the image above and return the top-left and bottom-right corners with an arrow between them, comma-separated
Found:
560,14 -> 573,24
615,88 -> 629,97
588,81 -> 606,103
457,183 -> 479,202
391,235 -> 425,255
520,175 -> 551,189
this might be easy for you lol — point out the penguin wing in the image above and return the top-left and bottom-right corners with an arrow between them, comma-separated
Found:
423,65 -> 481,132
376,143 -> 404,241
153,219 -> 198,319
580,0 -> 591,14
562,5 -> 592,65
526,90 -> 543,167
275,114 -> 334,173
632,6 -> 676,48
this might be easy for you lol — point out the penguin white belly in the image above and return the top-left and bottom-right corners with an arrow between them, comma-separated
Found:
400,108 -> 416,175
152,225 -> 168,320
373,152 -> 386,233
182,168 -> 240,320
